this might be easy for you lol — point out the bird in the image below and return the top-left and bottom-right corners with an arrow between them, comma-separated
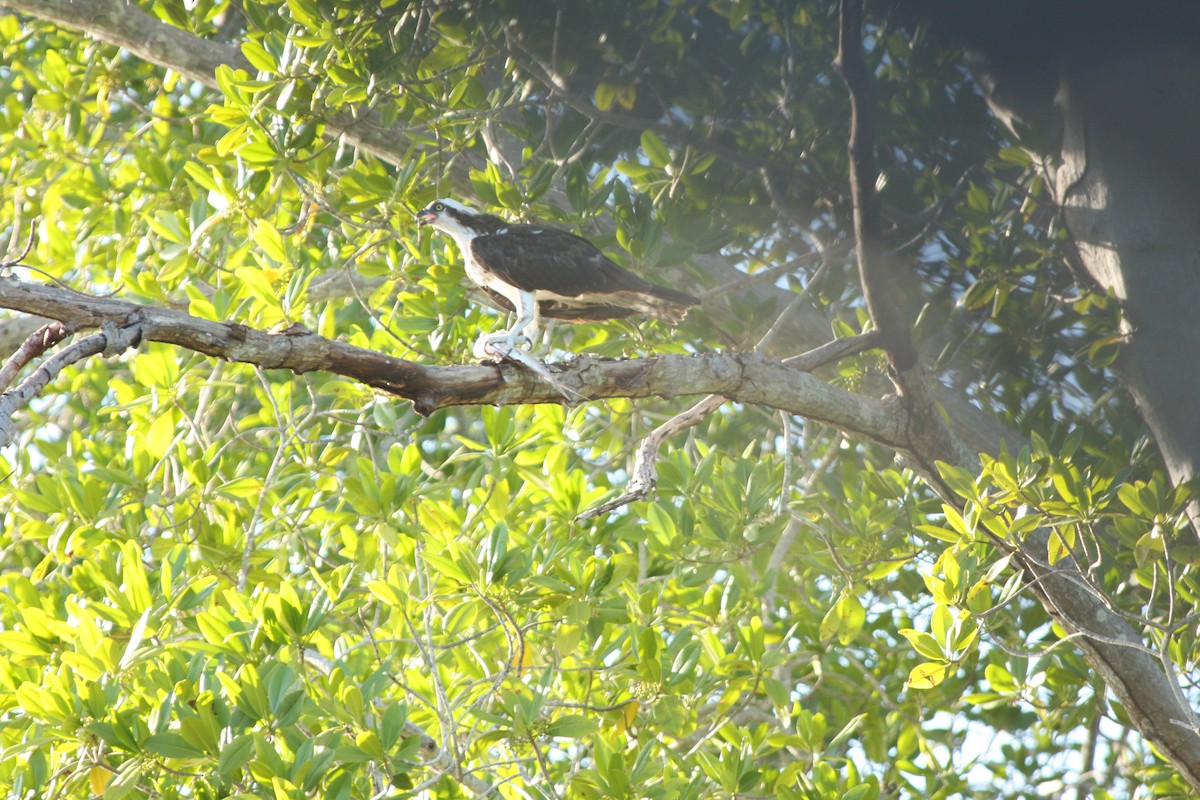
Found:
416,198 -> 699,360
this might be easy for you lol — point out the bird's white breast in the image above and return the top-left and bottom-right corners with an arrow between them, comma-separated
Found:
457,234 -> 521,306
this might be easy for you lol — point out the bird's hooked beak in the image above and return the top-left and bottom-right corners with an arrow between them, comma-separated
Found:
416,207 -> 438,226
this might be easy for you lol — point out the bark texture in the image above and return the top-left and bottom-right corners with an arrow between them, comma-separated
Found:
1055,44 -> 1200,533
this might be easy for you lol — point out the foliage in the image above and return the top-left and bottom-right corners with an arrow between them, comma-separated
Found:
0,2 -> 1193,799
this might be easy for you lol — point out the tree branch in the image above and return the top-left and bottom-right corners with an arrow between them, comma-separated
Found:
0,275 -> 915,443
834,0 -> 918,372
0,320 -> 70,393
578,331 -> 888,520
6,0 -> 251,88
0,321 -> 141,447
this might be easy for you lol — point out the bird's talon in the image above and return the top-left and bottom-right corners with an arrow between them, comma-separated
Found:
473,332 -> 532,362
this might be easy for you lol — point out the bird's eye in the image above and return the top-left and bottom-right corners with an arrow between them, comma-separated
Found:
433,202 -> 445,211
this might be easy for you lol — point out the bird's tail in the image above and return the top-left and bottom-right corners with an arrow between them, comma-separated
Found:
619,286 -> 700,323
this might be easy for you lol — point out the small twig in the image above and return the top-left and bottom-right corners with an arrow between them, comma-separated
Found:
0,321 -> 72,393
576,331 -> 884,520
756,260 -> 833,355
833,0 -> 917,372
777,412 -> 792,513
0,223 -> 36,269
782,330 -> 882,370
889,167 -> 978,253
697,250 -> 822,301
576,392 -> 725,520
237,368 -> 292,591
761,516 -> 801,615
343,259 -> 435,360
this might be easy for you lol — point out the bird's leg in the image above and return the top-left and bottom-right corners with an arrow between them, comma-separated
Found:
473,289 -> 538,362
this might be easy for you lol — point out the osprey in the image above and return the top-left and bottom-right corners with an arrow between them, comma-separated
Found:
416,198 -> 699,359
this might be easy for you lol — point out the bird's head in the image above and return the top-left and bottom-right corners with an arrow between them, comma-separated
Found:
416,198 -> 487,238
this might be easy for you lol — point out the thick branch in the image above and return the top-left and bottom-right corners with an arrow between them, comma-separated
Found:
7,0 -> 251,88
1018,530 -> 1200,789
0,276 -> 911,444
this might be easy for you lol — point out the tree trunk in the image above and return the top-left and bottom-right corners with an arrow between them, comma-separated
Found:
1053,42 -> 1200,532
917,2 -> 1200,533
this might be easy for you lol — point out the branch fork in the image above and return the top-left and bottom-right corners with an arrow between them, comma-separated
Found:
0,318 -> 144,447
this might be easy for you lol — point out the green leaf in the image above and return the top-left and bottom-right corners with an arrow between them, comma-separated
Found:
1117,482 -> 1148,515
421,550 -> 473,584
216,122 -> 249,156
1046,526 -> 1075,565
842,782 -> 880,800
366,579 -> 405,606
120,540 -> 153,616
930,604 -> 954,649
996,146 -> 1032,167
828,713 -> 867,750
105,758 -> 144,800
241,40 -> 278,72
906,662 -> 950,690
898,628 -> 944,661
144,733 -> 206,759
984,663 -> 1016,693
935,462 -> 978,502
252,220 -> 287,263
547,715 -> 597,739
119,609 -> 151,669
819,593 -> 865,645
234,265 -> 284,310
615,160 -> 655,178
640,131 -> 671,167
595,82 -> 636,111
219,476 -> 264,499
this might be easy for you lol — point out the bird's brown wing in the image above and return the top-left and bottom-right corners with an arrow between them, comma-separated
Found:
468,225 -> 697,306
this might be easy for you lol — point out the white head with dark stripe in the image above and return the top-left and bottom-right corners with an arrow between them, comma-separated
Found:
416,198 -> 503,243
